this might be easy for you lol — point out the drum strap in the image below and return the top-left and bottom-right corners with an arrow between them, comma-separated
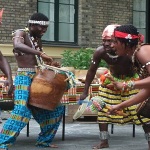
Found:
28,33 -> 76,89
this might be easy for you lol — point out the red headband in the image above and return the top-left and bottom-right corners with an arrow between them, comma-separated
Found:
114,31 -> 139,39
0,8 -> 4,24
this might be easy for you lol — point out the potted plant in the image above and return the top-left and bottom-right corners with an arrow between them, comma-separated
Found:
60,50 -> 76,74
61,48 -> 108,81
61,48 -> 94,76
61,48 -> 108,69
61,48 -> 95,68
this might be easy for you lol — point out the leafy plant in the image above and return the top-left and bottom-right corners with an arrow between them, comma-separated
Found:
61,48 -> 108,69
100,59 -> 108,68
61,50 -> 75,67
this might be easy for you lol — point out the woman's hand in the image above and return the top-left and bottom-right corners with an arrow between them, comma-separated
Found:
108,105 -> 122,115
112,81 -> 124,90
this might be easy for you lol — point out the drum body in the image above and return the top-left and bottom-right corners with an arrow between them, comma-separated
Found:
29,68 -> 67,110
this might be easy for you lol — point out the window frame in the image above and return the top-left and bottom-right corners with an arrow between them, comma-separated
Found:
37,0 -> 78,46
133,0 -> 147,42
146,0 -> 150,43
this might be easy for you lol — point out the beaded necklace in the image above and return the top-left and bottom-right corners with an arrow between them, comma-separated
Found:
23,27 -> 42,52
30,36 -> 42,51
107,52 -> 118,62
27,30 -> 43,64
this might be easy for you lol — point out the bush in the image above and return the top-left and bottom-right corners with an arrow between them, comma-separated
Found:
61,48 -> 108,69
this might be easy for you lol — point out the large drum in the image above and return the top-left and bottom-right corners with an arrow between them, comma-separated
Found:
29,65 -> 68,110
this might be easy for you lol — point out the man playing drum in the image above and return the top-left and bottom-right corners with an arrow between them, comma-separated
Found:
0,13 -> 64,150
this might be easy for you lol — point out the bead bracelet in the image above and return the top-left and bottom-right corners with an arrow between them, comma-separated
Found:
40,52 -> 46,57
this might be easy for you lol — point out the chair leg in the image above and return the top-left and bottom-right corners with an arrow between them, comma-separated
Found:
62,105 -> 66,141
111,124 -> 114,134
26,106 -> 66,139
110,124 -> 135,137
133,124 -> 135,137
27,122 -> 29,137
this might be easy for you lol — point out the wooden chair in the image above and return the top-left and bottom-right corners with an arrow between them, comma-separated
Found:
110,124 -> 135,137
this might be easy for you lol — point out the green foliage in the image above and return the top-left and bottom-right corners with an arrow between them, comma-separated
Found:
100,59 -> 108,68
60,50 -> 74,67
61,48 -> 108,69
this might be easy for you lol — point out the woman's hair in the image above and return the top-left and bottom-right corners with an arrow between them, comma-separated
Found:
114,24 -> 139,48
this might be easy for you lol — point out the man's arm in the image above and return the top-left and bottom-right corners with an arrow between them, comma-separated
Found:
13,30 -> 42,56
13,30 -> 53,63
80,46 -> 105,99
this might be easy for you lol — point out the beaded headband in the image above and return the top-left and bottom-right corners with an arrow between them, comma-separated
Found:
114,31 -> 139,39
28,20 -> 49,25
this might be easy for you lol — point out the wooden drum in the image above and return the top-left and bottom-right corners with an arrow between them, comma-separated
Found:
29,65 -> 68,110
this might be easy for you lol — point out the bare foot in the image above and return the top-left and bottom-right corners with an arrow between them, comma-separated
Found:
49,144 -> 58,148
92,140 -> 109,149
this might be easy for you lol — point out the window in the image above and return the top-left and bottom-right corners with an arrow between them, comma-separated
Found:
133,0 -> 146,42
38,0 -> 78,45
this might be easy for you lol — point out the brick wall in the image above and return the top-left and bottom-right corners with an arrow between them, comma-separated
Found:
0,0 -> 133,74
0,0 -> 37,44
0,0 -> 37,75
78,0 -> 133,48
0,0 -> 133,46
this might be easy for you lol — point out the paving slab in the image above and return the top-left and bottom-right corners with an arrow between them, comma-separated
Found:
0,111 -> 148,150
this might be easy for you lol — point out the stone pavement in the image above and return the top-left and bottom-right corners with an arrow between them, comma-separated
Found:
0,111 -> 148,150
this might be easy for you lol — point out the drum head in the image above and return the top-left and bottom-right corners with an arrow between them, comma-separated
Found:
73,95 -> 90,120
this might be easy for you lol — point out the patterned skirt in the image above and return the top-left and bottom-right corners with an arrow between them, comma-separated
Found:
97,74 -> 150,125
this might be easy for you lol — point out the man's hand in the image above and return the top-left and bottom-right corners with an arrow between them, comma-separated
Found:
4,79 -> 14,95
80,93 -> 88,101
40,53 -> 53,65
51,61 -> 61,67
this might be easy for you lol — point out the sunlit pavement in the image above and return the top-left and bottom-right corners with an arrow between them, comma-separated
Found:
0,112 -> 148,150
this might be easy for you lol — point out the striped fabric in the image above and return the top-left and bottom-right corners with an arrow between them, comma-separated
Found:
61,84 -> 99,104
0,71 -> 64,149
97,74 -> 150,125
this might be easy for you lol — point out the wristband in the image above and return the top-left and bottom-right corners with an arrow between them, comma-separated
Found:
40,52 -> 46,57
127,81 -> 135,90
122,81 -> 127,92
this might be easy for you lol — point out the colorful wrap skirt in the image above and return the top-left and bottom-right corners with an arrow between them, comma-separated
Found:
96,74 -> 150,125
0,70 -> 64,149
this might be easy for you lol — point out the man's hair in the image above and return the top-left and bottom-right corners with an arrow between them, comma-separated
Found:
114,24 -> 139,48
30,12 -> 49,21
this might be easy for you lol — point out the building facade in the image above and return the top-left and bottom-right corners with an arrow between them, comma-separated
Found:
0,0 -> 149,74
